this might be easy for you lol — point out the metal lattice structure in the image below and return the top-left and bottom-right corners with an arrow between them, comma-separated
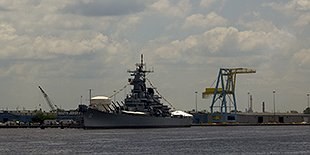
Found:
203,68 -> 256,122
38,86 -> 56,111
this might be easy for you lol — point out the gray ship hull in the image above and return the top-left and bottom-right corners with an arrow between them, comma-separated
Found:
83,108 -> 192,128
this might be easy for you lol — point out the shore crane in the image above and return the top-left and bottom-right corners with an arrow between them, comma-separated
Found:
202,68 -> 256,123
38,86 -> 59,112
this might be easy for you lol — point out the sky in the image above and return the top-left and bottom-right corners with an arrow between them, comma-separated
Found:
0,0 -> 309,113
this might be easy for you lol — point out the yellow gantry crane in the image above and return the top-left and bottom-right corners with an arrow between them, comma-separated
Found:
203,68 -> 256,123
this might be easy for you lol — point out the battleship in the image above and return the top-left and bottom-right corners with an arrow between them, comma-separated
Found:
81,55 -> 192,128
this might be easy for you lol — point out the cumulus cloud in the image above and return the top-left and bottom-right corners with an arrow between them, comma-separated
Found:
264,0 -> 310,13
0,22 -> 123,60
0,23 -> 16,40
295,13 -> 310,27
240,19 -> 278,32
183,12 -> 228,29
264,0 -> 310,29
293,48 -> 310,67
150,0 -> 191,17
154,26 -> 295,66
200,0 -> 215,8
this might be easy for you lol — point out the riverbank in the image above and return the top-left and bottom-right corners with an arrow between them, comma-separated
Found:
0,123 -> 309,129
192,122 -> 310,126
0,124 -> 82,129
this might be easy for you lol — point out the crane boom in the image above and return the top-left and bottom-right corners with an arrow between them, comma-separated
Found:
38,86 -> 56,111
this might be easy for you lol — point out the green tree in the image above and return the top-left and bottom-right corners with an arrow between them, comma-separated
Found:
32,112 -> 56,123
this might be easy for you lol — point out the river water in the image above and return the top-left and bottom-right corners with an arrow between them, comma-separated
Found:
0,126 -> 309,154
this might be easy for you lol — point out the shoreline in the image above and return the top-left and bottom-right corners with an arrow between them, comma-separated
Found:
192,123 -> 310,126
0,123 -> 309,129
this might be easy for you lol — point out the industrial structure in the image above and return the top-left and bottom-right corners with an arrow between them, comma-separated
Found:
191,111 -> 310,125
38,86 -> 61,112
203,68 -> 256,123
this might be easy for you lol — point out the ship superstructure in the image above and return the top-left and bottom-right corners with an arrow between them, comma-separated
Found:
124,54 -> 170,116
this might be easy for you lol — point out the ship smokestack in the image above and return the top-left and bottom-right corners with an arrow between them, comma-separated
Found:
141,54 -> 143,65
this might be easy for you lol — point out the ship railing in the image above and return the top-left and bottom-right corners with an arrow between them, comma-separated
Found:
110,101 -> 123,113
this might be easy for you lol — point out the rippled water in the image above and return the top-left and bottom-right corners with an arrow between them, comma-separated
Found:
0,126 -> 309,154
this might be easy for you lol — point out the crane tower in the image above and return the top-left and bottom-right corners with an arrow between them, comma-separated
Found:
202,68 -> 256,123
38,86 -> 58,112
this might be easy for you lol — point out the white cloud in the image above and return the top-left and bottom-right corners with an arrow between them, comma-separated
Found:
240,19 -> 278,32
265,0 -> 310,13
264,0 -> 310,29
0,25 -> 120,60
0,23 -> 17,40
293,48 -> 310,67
154,26 -> 295,66
293,0 -> 310,11
150,0 -> 191,17
183,12 -> 227,29
112,15 -> 142,39
295,13 -> 310,27
200,0 -> 215,8
154,45 -> 181,60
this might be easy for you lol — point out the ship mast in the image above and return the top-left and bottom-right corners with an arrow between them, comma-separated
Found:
124,54 -> 171,116
141,54 -> 143,68
127,54 -> 152,96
